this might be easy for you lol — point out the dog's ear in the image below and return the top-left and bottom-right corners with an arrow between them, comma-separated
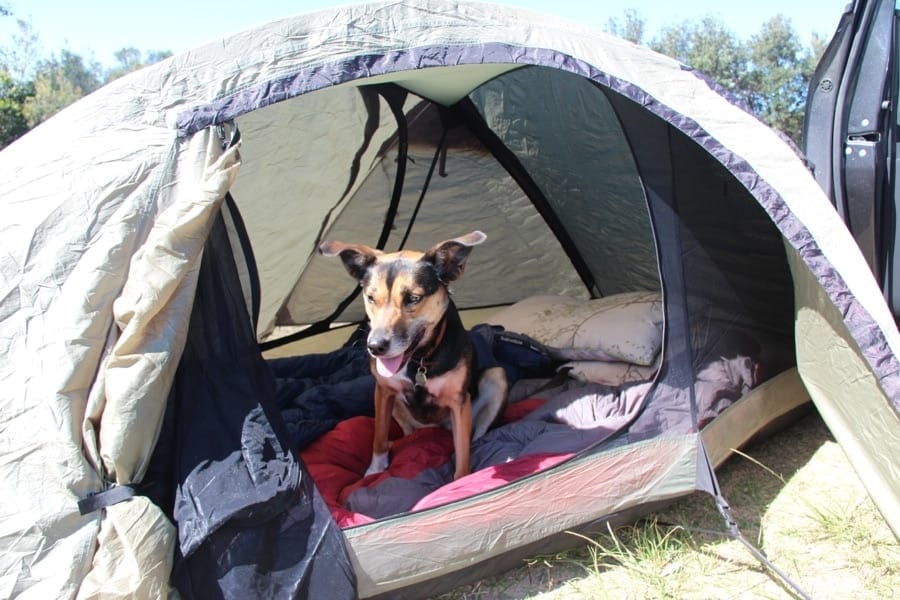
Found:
319,240 -> 382,282
422,231 -> 486,283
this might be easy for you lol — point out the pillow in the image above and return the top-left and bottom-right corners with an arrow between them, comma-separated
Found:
490,291 -> 663,365
562,358 -> 660,386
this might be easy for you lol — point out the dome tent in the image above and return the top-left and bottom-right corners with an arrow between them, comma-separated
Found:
1,1 -> 898,598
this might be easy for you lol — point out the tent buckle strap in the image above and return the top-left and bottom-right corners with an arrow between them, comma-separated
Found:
77,484 -> 138,515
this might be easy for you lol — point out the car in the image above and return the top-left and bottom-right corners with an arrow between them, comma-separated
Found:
804,0 -> 898,317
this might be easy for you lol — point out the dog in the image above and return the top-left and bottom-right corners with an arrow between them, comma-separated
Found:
318,231 -> 508,480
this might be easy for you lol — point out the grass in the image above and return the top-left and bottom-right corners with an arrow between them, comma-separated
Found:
566,520 -> 705,598
435,410 -> 899,599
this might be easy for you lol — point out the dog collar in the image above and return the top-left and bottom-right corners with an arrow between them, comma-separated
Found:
411,316 -> 448,387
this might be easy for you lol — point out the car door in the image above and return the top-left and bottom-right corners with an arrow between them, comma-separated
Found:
804,0 -> 898,317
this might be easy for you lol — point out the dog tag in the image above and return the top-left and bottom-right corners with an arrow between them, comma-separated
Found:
415,365 -> 428,387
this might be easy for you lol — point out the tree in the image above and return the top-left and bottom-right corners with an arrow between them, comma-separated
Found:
19,50 -> 101,127
650,16 -> 750,95
604,9 -> 647,45
0,16 -> 41,80
57,49 -> 101,95
0,68 -> 32,147
21,65 -> 83,127
604,9 -> 824,145
105,47 -> 173,82
0,5 -> 172,145
0,8 -> 38,147
744,15 -> 823,143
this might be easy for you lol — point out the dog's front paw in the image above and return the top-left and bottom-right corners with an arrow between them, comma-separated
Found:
365,451 -> 390,476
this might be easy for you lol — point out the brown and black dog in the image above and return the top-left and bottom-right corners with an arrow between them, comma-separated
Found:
318,231 -> 507,480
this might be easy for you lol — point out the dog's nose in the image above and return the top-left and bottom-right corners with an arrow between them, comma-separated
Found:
367,336 -> 390,356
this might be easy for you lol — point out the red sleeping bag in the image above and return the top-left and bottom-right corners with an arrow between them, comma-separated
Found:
299,398 -> 573,527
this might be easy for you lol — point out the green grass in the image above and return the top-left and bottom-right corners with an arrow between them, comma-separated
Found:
565,520 -> 706,599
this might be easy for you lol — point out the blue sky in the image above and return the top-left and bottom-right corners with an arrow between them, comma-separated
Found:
4,0 -> 850,67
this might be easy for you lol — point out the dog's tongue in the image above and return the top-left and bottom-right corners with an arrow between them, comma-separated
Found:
375,354 -> 405,378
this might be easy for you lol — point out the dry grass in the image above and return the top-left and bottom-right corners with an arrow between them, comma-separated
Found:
436,410 -> 899,599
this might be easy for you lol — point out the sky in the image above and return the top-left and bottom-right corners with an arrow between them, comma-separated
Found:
3,0 -> 851,68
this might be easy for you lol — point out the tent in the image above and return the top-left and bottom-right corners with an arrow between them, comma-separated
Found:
1,1 -> 898,598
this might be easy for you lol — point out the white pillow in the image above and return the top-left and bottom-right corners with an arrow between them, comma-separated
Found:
562,359 -> 660,386
490,291 -> 663,365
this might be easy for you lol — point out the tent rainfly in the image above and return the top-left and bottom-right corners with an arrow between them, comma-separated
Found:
1,1 -> 898,598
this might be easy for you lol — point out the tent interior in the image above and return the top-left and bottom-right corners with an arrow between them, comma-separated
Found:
155,62 -> 802,547
231,64 -> 795,347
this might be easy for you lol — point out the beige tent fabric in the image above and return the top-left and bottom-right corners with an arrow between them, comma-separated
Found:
0,100 -> 238,596
79,132 -> 241,597
75,498 -> 176,600
0,117 -> 177,595
788,245 -> 900,536
91,132 -> 241,483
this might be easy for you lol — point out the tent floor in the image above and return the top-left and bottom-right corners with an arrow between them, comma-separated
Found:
702,367 -> 810,468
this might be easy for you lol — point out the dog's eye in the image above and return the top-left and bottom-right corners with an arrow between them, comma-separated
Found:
365,294 -> 376,305
405,293 -> 422,306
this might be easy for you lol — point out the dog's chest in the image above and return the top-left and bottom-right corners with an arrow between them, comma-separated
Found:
383,370 -> 452,404
382,367 -> 465,426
